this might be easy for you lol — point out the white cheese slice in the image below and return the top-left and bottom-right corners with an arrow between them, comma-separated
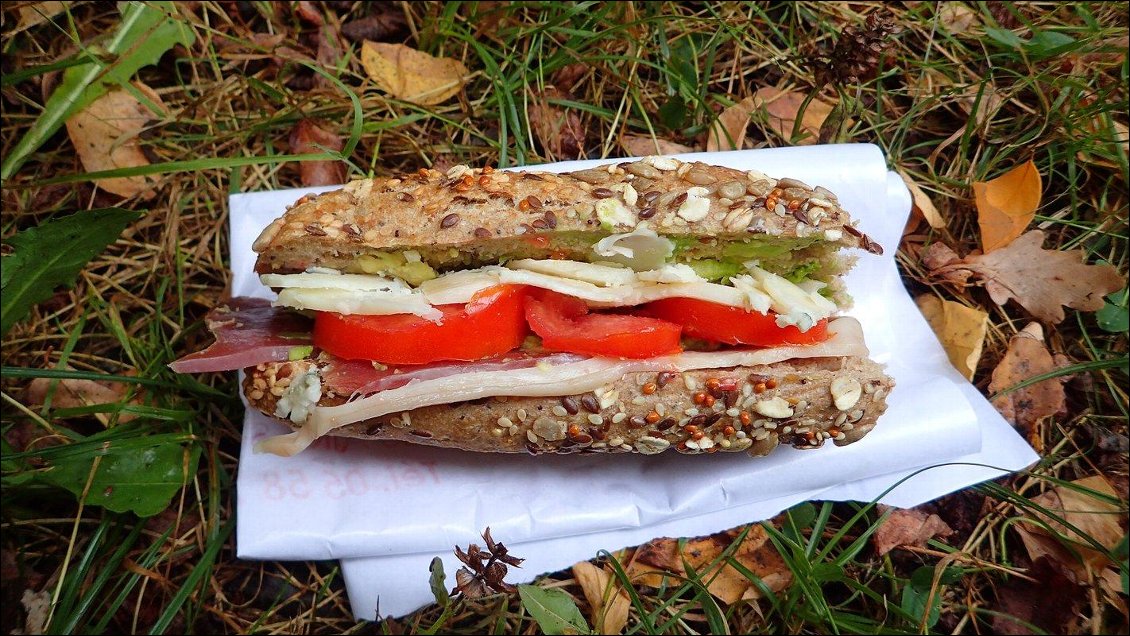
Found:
275,288 -> 442,322
508,259 -> 638,287
261,272 -> 405,291
254,317 -> 869,456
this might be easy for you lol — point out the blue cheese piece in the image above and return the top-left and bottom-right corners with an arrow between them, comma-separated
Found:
274,367 -> 322,424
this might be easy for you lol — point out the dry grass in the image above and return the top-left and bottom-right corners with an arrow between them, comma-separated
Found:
1,1 -> 1126,634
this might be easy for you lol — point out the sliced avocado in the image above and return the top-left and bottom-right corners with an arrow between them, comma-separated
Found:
784,260 -> 820,283
687,259 -> 742,283
349,251 -> 438,285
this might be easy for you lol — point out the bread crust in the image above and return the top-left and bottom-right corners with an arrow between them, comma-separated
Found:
252,158 -> 884,274
244,356 -> 892,456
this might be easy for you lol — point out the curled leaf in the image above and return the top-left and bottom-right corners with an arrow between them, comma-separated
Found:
571,561 -> 629,634
916,295 -> 989,381
873,505 -> 954,557
899,168 -> 946,229
288,120 -> 346,186
974,159 -> 1042,253
360,41 -> 467,105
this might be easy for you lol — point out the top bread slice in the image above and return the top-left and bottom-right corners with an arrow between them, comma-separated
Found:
251,157 -> 884,276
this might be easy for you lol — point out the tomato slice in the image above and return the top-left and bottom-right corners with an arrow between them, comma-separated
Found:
642,297 -> 829,346
525,290 -> 683,359
313,285 -> 529,364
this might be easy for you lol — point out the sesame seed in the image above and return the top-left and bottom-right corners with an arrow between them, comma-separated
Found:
841,422 -> 855,431
526,430 -> 538,443
684,376 -> 698,391
755,429 -> 771,440
588,414 -> 604,426
516,408 -> 528,422
631,396 -> 647,406
720,439 -> 732,449
685,407 -> 699,416
608,436 -> 624,447
655,403 -> 666,416
736,431 -> 748,439
612,412 -> 627,424
498,417 -> 514,428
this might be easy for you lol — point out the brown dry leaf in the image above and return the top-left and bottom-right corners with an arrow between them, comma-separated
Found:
26,377 -> 138,424
991,557 -> 1087,635
360,41 -> 467,106
960,230 -> 1126,323
626,526 -> 791,604
571,561 -> 630,634
65,84 -> 164,199
937,3 -> 979,34
974,159 -> 1042,253
289,120 -> 346,186
1022,476 -> 1123,573
707,97 -> 756,152
915,295 -> 989,381
752,87 -> 835,145
620,135 -> 695,157
872,505 -> 954,557
15,1 -> 68,31
528,88 -> 585,160
988,323 -> 1065,443
898,168 -> 946,229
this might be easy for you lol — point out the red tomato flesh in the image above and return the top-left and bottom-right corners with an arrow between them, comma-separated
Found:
313,285 -> 529,364
525,290 -> 683,359
643,297 -> 829,346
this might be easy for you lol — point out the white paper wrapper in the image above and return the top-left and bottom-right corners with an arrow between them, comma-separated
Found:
226,144 -> 1038,619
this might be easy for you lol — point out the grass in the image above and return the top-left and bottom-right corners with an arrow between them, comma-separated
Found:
1,1 -> 1127,634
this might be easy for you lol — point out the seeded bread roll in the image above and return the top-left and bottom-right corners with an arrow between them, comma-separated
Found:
251,157 -> 884,277
244,357 -> 892,456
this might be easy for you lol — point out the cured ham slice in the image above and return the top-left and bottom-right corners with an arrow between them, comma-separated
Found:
323,352 -> 589,396
168,298 -> 312,373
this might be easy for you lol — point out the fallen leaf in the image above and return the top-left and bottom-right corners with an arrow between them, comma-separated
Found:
552,63 -> 590,94
959,230 -> 1126,323
899,168 -> 946,229
64,84 -> 164,198
15,1 -> 68,31
937,3 -> 979,35
1021,476 -> 1123,574
873,505 -> 954,557
707,97 -> 756,152
360,41 -> 467,106
21,589 -> 50,635
528,88 -> 585,160
571,561 -> 629,634
752,87 -> 835,145
340,7 -> 408,43
289,120 -> 346,186
26,375 -> 139,424
974,159 -> 1041,252
916,295 -> 989,380
988,323 -> 1065,443
293,0 -> 323,25
626,526 -> 791,604
991,557 -> 1086,635
620,135 -> 695,157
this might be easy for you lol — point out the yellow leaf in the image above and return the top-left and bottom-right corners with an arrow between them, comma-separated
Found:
915,295 -> 988,381
620,135 -> 695,157
752,87 -> 835,145
898,168 -> 946,229
64,84 -> 163,199
571,561 -> 629,634
974,159 -> 1042,253
360,41 -> 467,106
937,3 -> 979,35
707,97 -> 756,152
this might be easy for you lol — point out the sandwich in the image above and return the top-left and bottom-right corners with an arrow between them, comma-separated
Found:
171,157 -> 893,457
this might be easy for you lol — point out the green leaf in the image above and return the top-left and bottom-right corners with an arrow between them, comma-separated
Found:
518,585 -> 590,635
900,566 -> 963,629
429,557 -> 450,607
984,26 -> 1025,50
658,95 -> 688,130
1,1 -> 194,180
1,207 -> 142,336
34,429 -> 200,517
1025,30 -> 1078,59
1096,288 -> 1128,333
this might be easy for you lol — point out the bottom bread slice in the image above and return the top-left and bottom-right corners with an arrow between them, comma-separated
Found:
244,356 -> 893,456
